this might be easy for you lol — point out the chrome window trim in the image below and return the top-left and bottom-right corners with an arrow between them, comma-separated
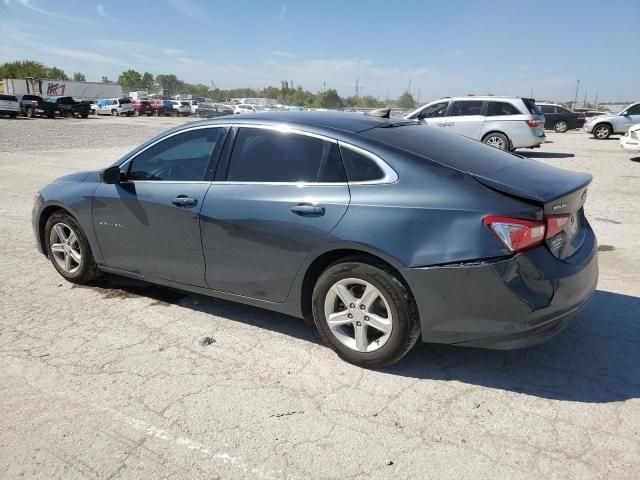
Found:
337,141 -> 399,185
118,122 -> 398,186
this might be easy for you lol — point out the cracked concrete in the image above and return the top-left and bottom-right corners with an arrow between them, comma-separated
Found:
1,116 -> 639,479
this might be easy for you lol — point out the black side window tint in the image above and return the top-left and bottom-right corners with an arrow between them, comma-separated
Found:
626,104 -> 640,115
450,101 -> 483,116
487,102 -> 521,116
227,128 -> 325,182
318,143 -> 347,182
340,146 -> 384,182
129,128 -> 223,181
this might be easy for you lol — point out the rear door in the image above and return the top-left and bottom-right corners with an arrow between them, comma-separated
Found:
200,126 -> 350,302
445,99 -> 486,139
93,126 -> 228,286
539,105 -> 557,129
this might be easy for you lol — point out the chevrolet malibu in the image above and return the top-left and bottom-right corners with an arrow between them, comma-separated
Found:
32,111 -> 598,367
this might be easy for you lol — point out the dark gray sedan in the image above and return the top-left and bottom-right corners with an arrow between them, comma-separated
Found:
32,111 -> 598,367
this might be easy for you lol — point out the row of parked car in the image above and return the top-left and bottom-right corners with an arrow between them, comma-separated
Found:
0,93 -> 91,118
404,95 -> 638,151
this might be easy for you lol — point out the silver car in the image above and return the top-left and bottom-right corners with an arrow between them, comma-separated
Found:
583,102 -> 640,139
405,96 -> 545,151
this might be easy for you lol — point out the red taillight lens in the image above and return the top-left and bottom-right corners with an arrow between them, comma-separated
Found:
545,214 -> 571,238
484,216 -> 546,253
577,113 -> 585,119
525,120 -> 542,128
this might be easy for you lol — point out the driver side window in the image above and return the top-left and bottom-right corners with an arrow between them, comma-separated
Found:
419,101 -> 449,118
128,128 -> 225,181
626,104 -> 640,115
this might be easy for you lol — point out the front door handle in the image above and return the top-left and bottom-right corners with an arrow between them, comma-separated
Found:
291,203 -> 325,216
172,196 -> 198,207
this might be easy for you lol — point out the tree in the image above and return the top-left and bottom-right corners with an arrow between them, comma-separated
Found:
141,72 -> 154,91
72,72 -> 86,82
46,67 -> 69,80
101,76 -> 113,84
0,60 -> 48,78
397,91 -> 416,109
118,69 -> 143,92
155,74 -> 182,96
315,89 -> 343,109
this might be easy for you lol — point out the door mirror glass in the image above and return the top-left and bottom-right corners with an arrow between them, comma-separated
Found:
621,111 -> 628,116
102,165 -> 123,184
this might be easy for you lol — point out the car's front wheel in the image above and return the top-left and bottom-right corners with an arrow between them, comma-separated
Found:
312,258 -> 420,368
483,132 -> 509,150
44,212 -> 98,284
593,123 -> 612,139
554,120 -> 568,133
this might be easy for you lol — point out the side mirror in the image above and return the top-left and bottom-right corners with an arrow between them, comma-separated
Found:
621,111 -> 629,116
102,165 -> 123,184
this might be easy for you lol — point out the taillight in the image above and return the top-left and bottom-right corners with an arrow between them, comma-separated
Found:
484,216 -> 545,252
577,113 -> 585,120
546,214 -> 571,238
525,120 -> 542,128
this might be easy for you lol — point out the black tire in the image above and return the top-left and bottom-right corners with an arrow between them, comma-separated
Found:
26,107 -> 35,118
554,120 -> 568,133
593,123 -> 612,139
44,212 -> 99,284
81,114 -> 88,118
312,257 -> 420,368
9,113 -> 17,118
47,114 -> 55,119
482,132 -> 509,151
112,109 -> 118,116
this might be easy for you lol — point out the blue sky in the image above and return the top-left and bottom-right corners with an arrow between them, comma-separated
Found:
1,0 -> 638,102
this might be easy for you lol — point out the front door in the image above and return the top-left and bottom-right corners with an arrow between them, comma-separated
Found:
620,103 -> 640,132
416,100 -> 450,129
445,100 -> 486,139
92,126 -> 228,286
200,126 -> 350,302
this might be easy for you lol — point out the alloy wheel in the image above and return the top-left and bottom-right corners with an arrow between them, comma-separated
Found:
555,121 -> 568,133
323,278 -> 393,353
594,125 -> 610,139
485,136 -> 506,150
49,223 -> 82,274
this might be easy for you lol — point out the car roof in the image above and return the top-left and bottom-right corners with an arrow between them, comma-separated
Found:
198,111 -> 399,134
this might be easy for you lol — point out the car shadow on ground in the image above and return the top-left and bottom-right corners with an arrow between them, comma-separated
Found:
87,278 -> 639,403
630,157 -> 640,163
519,151 -> 575,159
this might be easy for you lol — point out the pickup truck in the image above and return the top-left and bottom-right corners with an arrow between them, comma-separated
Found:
16,94 -> 60,118
46,96 -> 91,118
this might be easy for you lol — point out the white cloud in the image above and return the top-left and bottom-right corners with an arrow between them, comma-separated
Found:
42,47 -> 119,65
162,48 -> 184,57
279,4 -> 287,21
3,0 -> 12,7
16,0 -> 95,24
96,4 -> 117,22
166,0 -> 207,21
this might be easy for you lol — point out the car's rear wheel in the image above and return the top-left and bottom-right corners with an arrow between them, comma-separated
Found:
593,123 -> 612,139
554,120 -> 568,133
312,257 -> 420,368
111,109 -> 118,116
44,213 -> 99,284
483,132 -> 509,151
26,107 -> 35,118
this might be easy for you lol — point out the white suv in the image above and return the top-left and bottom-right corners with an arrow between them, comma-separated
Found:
406,96 -> 545,151
94,98 -> 134,116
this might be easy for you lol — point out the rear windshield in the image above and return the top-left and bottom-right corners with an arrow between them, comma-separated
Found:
180,101 -> 189,106
361,124 -> 528,176
522,98 -> 541,115
140,101 -> 150,106
57,97 -> 75,104
119,98 -> 131,104
0,94 -> 18,101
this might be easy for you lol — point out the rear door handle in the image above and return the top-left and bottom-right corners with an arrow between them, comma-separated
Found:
172,196 -> 198,207
291,203 -> 325,216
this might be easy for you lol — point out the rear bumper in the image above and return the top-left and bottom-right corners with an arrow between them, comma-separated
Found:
402,225 -> 598,349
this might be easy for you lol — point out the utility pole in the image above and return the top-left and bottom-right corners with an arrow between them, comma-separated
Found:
386,89 -> 390,104
408,80 -> 412,93
583,91 -> 587,108
572,79 -> 580,110
355,78 -> 359,99
594,92 -> 598,109
417,88 -> 421,105
322,81 -> 326,94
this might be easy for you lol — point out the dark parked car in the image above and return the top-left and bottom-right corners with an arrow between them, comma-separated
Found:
132,100 -> 153,116
197,102 -> 234,118
32,111 -> 598,367
537,104 -> 585,132
16,94 -> 60,118
47,96 -> 90,118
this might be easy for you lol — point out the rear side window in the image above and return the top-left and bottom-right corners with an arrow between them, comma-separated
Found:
449,100 -> 484,117
0,94 -> 18,101
227,128 -> 330,183
340,146 -> 384,182
129,128 -> 225,181
119,98 -> 131,104
487,102 -> 522,116
522,98 -> 541,115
